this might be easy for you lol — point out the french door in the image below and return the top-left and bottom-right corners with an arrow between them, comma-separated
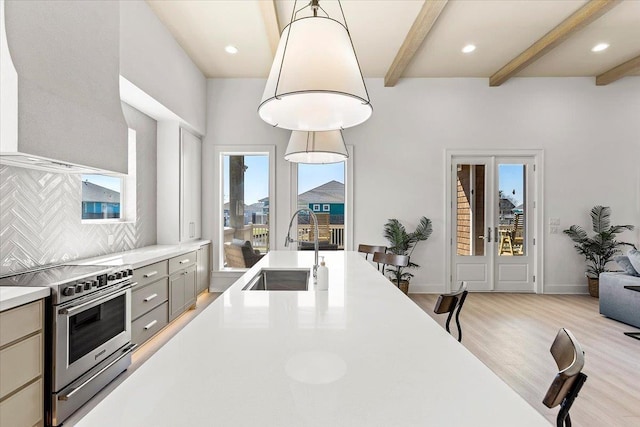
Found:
450,155 -> 537,292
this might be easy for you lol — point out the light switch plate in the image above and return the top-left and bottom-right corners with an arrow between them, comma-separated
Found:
549,217 -> 560,225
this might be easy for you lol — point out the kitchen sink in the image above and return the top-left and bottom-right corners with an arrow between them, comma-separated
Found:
242,269 -> 311,291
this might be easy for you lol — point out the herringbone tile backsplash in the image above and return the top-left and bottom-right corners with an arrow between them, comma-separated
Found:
0,103 -> 156,276
0,165 -> 147,275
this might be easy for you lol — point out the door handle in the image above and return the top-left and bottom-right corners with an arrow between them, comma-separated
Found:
487,227 -> 492,243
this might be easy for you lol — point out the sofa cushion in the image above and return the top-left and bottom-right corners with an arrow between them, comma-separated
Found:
614,255 -> 640,276
628,249 -> 640,276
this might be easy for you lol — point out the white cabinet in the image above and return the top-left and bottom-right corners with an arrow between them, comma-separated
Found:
157,122 -> 202,244
0,0 -> 128,174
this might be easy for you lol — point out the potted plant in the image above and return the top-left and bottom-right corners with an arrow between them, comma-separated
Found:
383,216 -> 433,294
563,205 -> 635,297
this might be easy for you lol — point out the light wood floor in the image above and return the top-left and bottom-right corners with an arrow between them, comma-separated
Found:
409,293 -> 640,427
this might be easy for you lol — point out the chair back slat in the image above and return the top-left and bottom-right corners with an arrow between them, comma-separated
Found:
372,252 -> 409,268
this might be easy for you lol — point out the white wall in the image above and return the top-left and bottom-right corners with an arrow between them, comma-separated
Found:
203,77 -> 640,293
120,0 -> 206,134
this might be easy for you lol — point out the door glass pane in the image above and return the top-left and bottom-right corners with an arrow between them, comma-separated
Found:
297,163 -> 345,250
222,154 -> 270,268
497,164 -> 526,257
456,165 -> 485,256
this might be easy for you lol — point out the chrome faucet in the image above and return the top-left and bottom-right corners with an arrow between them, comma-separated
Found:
285,208 -> 319,282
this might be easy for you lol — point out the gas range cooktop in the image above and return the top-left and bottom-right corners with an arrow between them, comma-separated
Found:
0,264 -> 133,304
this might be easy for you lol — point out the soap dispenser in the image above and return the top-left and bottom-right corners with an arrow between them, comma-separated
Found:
316,256 -> 329,290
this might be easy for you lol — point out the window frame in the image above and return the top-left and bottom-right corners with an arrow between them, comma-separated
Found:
322,204 -> 330,212
289,145 -> 354,251
313,204 -> 320,212
213,145 -> 276,272
81,129 -> 136,224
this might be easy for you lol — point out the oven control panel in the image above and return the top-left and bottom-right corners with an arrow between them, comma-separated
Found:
57,267 -> 133,304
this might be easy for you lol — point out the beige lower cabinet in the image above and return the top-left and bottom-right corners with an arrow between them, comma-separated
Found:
0,300 -> 44,427
169,264 -> 196,322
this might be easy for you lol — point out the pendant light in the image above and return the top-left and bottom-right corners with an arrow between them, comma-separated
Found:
284,130 -> 348,164
258,0 -> 372,131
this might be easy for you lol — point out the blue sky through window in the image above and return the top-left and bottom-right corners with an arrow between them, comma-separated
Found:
82,174 -> 121,192
498,164 -> 524,206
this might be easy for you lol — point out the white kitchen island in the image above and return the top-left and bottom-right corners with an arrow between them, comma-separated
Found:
75,251 -> 550,426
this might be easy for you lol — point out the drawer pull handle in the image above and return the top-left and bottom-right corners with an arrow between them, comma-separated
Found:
144,293 -> 158,302
143,271 -> 158,278
179,259 -> 190,264
144,320 -> 158,330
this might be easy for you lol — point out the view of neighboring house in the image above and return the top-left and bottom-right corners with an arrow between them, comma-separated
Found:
81,181 -> 120,219
223,201 -> 267,226
297,180 -> 345,225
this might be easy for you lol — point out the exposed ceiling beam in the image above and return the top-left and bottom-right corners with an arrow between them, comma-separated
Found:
384,0 -> 449,87
258,0 -> 281,57
489,0 -> 621,87
595,54 -> 640,85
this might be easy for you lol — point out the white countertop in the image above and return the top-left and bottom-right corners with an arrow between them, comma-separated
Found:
0,286 -> 50,312
75,241 -> 210,269
75,251 -> 550,426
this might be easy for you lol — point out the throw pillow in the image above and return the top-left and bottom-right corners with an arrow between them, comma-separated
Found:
627,249 -> 640,276
614,255 -> 639,276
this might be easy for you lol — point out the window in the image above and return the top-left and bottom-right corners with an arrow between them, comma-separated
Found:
296,162 -> 349,250
81,175 -> 122,219
81,129 -> 136,222
215,146 -> 275,270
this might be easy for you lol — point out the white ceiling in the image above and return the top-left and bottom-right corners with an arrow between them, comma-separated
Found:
146,0 -> 640,80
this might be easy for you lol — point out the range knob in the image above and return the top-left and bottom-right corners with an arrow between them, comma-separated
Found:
62,286 -> 75,297
84,281 -> 92,290
115,272 -> 123,279
75,284 -> 83,293
91,280 -> 99,288
121,270 -> 128,278
107,274 -> 116,281
128,269 -> 134,276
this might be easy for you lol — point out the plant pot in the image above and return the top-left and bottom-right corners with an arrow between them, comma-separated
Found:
392,279 -> 410,295
587,277 -> 599,298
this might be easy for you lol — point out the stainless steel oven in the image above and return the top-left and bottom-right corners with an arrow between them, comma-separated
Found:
53,281 -> 131,390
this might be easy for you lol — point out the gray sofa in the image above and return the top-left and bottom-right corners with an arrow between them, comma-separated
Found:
599,272 -> 640,328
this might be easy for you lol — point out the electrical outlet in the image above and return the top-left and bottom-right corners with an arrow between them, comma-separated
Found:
108,234 -> 114,245
550,226 -> 560,234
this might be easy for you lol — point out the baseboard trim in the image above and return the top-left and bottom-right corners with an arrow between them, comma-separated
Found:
542,284 -> 589,295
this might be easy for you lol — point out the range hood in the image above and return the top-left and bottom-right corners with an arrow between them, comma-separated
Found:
0,0 -> 128,175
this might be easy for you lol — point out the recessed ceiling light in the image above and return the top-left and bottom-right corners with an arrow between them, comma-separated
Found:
225,45 -> 238,55
591,43 -> 609,52
462,44 -> 476,54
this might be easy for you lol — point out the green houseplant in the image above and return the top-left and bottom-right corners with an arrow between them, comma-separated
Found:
383,216 -> 433,293
563,205 -> 635,297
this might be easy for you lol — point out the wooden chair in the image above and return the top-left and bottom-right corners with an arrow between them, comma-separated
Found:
308,213 -> 331,242
358,244 -> 387,260
372,252 -> 409,285
433,282 -> 468,342
512,213 -> 524,255
358,244 -> 387,271
543,328 -> 587,427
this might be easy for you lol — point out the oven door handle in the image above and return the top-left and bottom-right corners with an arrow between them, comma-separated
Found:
59,285 -> 130,315
58,343 -> 137,401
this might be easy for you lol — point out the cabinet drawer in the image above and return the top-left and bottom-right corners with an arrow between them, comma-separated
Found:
132,302 -> 169,347
0,300 -> 43,348
0,378 -> 43,427
0,333 -> 43,400
133,260 -> 168,288
169,251 -> 197,274
132,278 -> 169,320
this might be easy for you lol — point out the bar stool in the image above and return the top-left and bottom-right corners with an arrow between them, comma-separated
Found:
358,244 -> 387,271
372,252 -> 409,284
433,282 -> 468,342
543,328 -> 587,427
